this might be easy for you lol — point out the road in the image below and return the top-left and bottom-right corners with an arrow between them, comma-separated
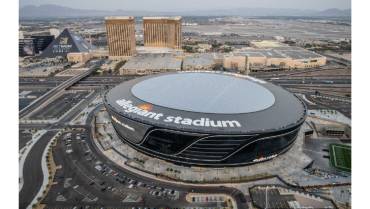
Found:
19,65 -> 350,208
19,76 -> 134,88
24,103 -> 248,208
19,130 -> 58,209
19,87 -> 101,209
19,65 -> 99,119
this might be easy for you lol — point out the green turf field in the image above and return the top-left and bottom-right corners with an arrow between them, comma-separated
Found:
329,143 -> 351,173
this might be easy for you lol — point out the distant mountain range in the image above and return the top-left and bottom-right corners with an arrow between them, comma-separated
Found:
20,4 -> 351,18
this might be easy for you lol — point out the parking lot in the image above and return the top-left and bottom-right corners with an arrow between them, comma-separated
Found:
42,129 -> 197,208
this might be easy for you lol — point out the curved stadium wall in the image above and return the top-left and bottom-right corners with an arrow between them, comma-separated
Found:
104,71 -> 306,167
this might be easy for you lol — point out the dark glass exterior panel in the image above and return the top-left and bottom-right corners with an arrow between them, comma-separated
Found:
106,98 -> 304,166
142,130 -> 206,155
110,120 -> 301,166
111,118 -> 302,166
178,135 -> 256,160
223,129 -> 299,164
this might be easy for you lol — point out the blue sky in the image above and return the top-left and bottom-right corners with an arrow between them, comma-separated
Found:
20,0 -> 351,11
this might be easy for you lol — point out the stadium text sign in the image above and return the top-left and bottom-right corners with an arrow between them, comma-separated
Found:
116,98 -> 241,128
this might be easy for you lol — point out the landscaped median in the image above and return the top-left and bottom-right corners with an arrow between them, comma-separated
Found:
31,131 -> 62,209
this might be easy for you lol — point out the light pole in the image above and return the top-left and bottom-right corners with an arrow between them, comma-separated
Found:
265,186 -> 268,209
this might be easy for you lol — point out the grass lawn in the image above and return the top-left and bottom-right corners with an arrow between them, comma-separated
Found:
329,143 -> 351,173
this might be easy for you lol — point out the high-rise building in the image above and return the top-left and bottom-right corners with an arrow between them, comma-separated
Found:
19,31 -> 24,39
19,38 -> 35,57
105,16 -> 136,59
31,35 -> 54,54
49,28 -> 61,38
143,17 -> 182,49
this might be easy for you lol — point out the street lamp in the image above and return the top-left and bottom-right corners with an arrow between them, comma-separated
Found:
265,186 -> 269,209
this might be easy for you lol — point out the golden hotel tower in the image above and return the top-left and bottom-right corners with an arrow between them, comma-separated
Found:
105,16 -> 136,59
143,17 -> 182,49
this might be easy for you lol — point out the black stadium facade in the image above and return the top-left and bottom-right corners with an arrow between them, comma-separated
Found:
104,71 -> 306,167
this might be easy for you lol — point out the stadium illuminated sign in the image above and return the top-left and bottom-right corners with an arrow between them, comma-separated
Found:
111,115 -> 135,132
116,98 -> 241,128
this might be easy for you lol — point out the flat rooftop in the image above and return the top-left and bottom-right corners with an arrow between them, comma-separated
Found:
183,54 -> 216,68
236,51 -> 265,57
122,54 -> 182,70
259,50 -> 286,58
250,40 -> 286,48
143,16 -> 181,20
279,49 -> 324,60
236,48 -> 324,60
136,46 -> 182,54
105,16 -> 134,20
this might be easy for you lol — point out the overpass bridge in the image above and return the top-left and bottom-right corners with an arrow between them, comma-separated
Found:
19,65 -> 98,119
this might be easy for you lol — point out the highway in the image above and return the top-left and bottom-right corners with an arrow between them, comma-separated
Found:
250,67 -> 350,78
20,76 -> 137,89
19,76 -> 130,86
19,64 -> 350,208
19,65 -> 99,119
19,88 -> 102,209
270,78 -> 351,85
21,77 -> 352,90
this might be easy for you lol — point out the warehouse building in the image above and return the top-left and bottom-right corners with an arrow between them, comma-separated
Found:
120,53 -> 182,75
234,47 -> 326,71
183,54 -> 216,71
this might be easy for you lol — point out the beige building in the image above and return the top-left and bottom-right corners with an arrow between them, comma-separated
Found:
90,49 -> 109,59
197,44 -> 212,52
234,47 -> 326,71
143,17 -> 182,49
289,57 -> 327,69
250,40 -> 286,48
223,55 -> 249,74
120,54 -> 182,75
105,16 -> 136,59
183,54 -> 216,71
67,52 -> 92,63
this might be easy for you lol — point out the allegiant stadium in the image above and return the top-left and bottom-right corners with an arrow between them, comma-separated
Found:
104,71 -> 306,167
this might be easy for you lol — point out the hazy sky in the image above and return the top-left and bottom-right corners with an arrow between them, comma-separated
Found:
20,0 -> 351,11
